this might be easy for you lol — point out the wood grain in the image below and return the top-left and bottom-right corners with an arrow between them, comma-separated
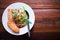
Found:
0,0 -> 60,8
0,32 -> 60,40
33,9 -> 60,32
0,0 -> 60,39
0,9 -> 60,32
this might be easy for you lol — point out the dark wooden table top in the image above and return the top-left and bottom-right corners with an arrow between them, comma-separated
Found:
0,0 -> 60,40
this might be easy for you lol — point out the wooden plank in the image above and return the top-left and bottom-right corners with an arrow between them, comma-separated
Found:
0,0 -> 60,9
34,9 -> 60,19
33,9 -> 60,32
0,9 -> 60,32
30,32 -> 60,40
0,9 -> 5,32
0,32 -> 60,40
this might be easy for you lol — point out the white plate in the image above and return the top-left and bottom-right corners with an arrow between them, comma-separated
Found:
2,2 -> 35,35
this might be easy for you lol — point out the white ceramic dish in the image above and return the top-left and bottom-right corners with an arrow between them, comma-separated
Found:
2,2 -> 35,35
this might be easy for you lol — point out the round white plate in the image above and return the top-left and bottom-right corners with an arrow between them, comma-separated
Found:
2,2 -> 35,35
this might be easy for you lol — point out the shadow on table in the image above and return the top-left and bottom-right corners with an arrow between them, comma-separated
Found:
0,32 -> 60,40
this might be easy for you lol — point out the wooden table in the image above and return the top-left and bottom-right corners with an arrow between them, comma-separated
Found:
0,0 -> 60,40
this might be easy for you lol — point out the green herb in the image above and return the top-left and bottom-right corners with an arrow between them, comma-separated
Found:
23,7 -> 32,24
13,14 -> 16,19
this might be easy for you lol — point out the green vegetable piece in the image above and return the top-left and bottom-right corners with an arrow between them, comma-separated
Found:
13,14 -> 16,19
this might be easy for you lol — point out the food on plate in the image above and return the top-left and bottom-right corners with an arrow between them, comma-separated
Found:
7,9 -> 19,33
7,7 -> 30,33
11,7 -> 28,28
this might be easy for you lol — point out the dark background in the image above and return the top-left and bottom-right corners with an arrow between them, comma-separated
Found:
0,0 -> 60,40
